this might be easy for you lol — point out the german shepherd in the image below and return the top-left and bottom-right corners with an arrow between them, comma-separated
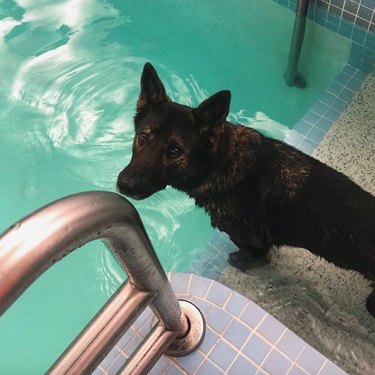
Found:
117,63 -> 375,317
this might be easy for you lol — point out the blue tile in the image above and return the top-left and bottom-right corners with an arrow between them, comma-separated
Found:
315,117 -> 333,132
224,319 -> 251,349
353,69 -> 367,81
207,306 -> 232,333
298,138 -> 318,155
319,92 -> 336,106
225,292 -> 248,315
362,0 -> 375,9
348,54 -> 362,69
324,108 -> 341,122
242,334 -> 271,365
288,365 -> 309,375
228,355 -> 257,375
310,101 -> 329,116
92,367 -> 105,375
175,348 -> 205,373
307,127 -> 325,143
303,111 -> 321,125
196,360 -> 223,375
319,360 -> 348,375
149,355 -> 171,374
257,314 -> 286,344
335,71 -> 351,86
166,364 -> 185,375
262,350 -> 292,375
109,354 -> 127,374
123,333 -> 143,356
116,329 -> 136,349
338,87 -> 355,103
209,339 -> 238,371
352,28 -> 367,44
170,272 -> 191,294
346,77 -> 363,91
206,281 -> 232,306
326,81 -> 343,96
189,274 -> 211,298
326,21 -> 339,32
191,297 -> 212,316
132,308 -> 152,331
240,301 -> 266,328
332,98 -> 348,113
276,330 -> 305,361
342,65 -> 356,75
297,346 -> 326,375
101,347 -> 121,369
285,129 -> 304,147
199,327 -> 219,354
294,120 -> 312,135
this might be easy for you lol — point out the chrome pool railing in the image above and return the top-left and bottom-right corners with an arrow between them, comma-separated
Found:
285,0 -> 309,88
0,191 -> 205,375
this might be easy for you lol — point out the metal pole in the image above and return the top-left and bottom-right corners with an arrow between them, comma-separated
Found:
0,191 -> 192,373
285,0 -> 309,88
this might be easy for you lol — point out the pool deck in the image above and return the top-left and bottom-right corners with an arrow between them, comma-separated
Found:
95,273 -> 347,375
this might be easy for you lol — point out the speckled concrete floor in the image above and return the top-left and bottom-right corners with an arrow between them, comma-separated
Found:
219,72 -> 375,375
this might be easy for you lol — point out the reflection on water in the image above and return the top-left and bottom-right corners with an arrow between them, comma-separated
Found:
0,0 -> 362,373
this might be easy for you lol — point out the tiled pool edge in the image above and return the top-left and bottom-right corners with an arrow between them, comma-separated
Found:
289,63 -> 368,154
95,272 -> 348,375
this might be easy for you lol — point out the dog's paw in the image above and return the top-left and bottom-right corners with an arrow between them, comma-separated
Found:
228,250 -> 271,271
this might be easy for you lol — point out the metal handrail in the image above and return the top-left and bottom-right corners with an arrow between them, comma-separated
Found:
0,191 -> 205,375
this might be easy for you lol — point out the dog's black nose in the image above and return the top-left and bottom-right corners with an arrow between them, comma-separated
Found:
117,174 -> 137,196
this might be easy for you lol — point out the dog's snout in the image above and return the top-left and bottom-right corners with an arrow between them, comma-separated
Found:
117,168 -> 140,196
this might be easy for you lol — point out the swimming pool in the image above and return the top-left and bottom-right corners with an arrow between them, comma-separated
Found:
0,0 -> 352,373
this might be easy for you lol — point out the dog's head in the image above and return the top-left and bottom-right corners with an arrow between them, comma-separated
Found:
117,63 -> 231,200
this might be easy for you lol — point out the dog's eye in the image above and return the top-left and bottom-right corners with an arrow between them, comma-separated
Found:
138,132 -> 149,145
167,144 -> 183,159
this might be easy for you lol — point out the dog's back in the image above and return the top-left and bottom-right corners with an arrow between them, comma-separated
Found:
263,138 -> 375,280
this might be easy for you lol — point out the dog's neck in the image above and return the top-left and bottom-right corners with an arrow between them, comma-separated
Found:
187,123 -> 262,204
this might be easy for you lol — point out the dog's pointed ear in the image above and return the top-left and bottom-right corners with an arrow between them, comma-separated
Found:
194,90 -> 231,129
137,63 -> 168,111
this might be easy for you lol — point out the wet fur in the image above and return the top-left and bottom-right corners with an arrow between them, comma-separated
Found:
117,63 -> 375,317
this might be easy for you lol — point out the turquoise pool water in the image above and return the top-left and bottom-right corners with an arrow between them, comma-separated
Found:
0,0 -> 351,373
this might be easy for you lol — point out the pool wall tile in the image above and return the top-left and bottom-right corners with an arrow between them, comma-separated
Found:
206,306 -> 232,333
291,63 -> 366,154
165,364 -> 186,375
223,319 -> 251,348
262,349 -> 292,375
227,354 -> 258,375
273,0 -> 375,73
296,346 -> 327,375
224,290 -> 248,315
257,314 -> 287,343
242,334 -> 272,365
319,360 -> 349,375
95,273 -> 349,375
188,273 -> 212,297
205,279 -> 232,306
209,339 -> 238,370
288,365 -> 310,375
276,330 -> 306,360
240,301 -> 267,328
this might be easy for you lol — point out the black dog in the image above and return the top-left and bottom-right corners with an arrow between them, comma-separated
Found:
117,63 -> 375,317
